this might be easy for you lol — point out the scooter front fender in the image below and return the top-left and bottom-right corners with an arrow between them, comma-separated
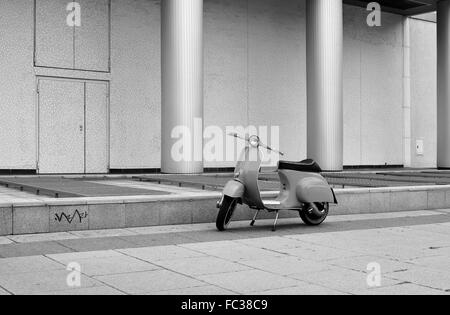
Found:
296,177 -> 336,204
223,179 -> 245,199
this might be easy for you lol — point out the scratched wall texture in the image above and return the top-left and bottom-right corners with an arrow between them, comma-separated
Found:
0,0 -> 436,170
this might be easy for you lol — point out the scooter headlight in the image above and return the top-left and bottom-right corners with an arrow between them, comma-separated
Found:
249,136 -> 260,148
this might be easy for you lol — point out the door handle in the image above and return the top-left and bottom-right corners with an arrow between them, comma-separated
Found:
79,125 -> 84,132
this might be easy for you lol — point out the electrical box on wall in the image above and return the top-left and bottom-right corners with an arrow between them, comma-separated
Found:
416,139 -> 424,156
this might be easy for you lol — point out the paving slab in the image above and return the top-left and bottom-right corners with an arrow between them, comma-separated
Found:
49,253 -> 160,277
120,233 -> 195,247
155,256 -> 251,277
290,267 -> 402,295
198,270 -> 300,294
56,237 -> 136,252
407,255 -> 450,272
365,283 -> 447,295
278,243 -> 363,262
0,241 -> 72,258
326,255 -> 417,274
253,283 -> 348,295
239,256 -> 332,276
386,267 -> 450,291
405,223 -> 450,236
234,236 -> 306,251
47,250 -> 123,261
152,285 -> 236,296
95,269 -> 205,295
31,285 -> 125,296
68,228 -> 138,239
180,242 -> 284,262
7,232 -> 79,244
0,255 -> 64,275
0,270 -> 102,295
118,245 -> 206,262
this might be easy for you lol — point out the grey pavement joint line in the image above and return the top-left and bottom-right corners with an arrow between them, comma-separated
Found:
0,284 -> 13,296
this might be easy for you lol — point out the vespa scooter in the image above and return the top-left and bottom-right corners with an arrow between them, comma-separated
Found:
216,133 -> 338,232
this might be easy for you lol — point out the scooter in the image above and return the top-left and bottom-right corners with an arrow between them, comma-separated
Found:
216,133 -> 338,232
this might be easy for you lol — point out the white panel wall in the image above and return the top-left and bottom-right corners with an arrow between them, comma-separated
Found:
204,0 -> 306,168
0,0 -> 35,169
35,0 -> 74,69
410,18 -> 437,168
75,0 -> 110,71
109,0 -> 161,169
204,0 -> 248,168
0,0 -> 422,171
205,1 -> 404,168
247,0 -> 306,164
343,5 -> 404,166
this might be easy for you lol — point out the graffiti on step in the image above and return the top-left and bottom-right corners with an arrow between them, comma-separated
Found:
55,209 -> 88,224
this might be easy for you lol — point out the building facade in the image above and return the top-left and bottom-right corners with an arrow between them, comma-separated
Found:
0,0 -> 441,174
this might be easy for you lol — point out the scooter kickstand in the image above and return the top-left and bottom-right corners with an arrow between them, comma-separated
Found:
250,210 -> 260,227
272,211 -> 280,232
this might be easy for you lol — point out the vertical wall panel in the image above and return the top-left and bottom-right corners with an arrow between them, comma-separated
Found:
35,0 -> 74,68
85,82 -> 109,173
203,0 -> 248,168
0,0 -> 35,169
410,18 -> 437,168
38,79 -> 85,174
109,0 -> 161,169
248,0 -> 306,166
74,0 -> 110,71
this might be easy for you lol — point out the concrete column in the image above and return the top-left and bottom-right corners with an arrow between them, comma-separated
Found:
306,0 -> 344,171
161,0 -> 204,174
438,0 -> 450,168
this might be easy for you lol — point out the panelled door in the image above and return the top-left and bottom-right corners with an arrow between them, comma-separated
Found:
38,78 -> 109,174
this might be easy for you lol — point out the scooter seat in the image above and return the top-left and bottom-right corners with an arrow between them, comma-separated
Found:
278,159 -> 322,173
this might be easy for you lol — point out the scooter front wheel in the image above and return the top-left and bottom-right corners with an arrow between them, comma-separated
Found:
300,203 -> 329,226
216,196 -> 238,231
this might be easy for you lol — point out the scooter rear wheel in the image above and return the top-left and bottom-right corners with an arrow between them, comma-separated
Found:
216,196 -> 238,231
300,203 -> 329,226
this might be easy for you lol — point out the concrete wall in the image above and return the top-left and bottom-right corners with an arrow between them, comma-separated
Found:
343,6 -> 404,166
0,0 -> 432,171
410,17 -> 437,168
204,0 -> 306,167
0,0 -> 35,169
109,0 -> 161,169
205,1 -> 405,167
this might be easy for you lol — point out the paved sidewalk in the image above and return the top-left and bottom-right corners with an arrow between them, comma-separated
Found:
0,210 -> 449,295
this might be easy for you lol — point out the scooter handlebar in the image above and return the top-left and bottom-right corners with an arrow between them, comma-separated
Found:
260,143 -> 285,156
228,133 -> 285,156
227,133 -> 249,141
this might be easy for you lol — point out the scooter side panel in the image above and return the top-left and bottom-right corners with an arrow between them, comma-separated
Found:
296,177 -> 336,203
223,180 -> 245,199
